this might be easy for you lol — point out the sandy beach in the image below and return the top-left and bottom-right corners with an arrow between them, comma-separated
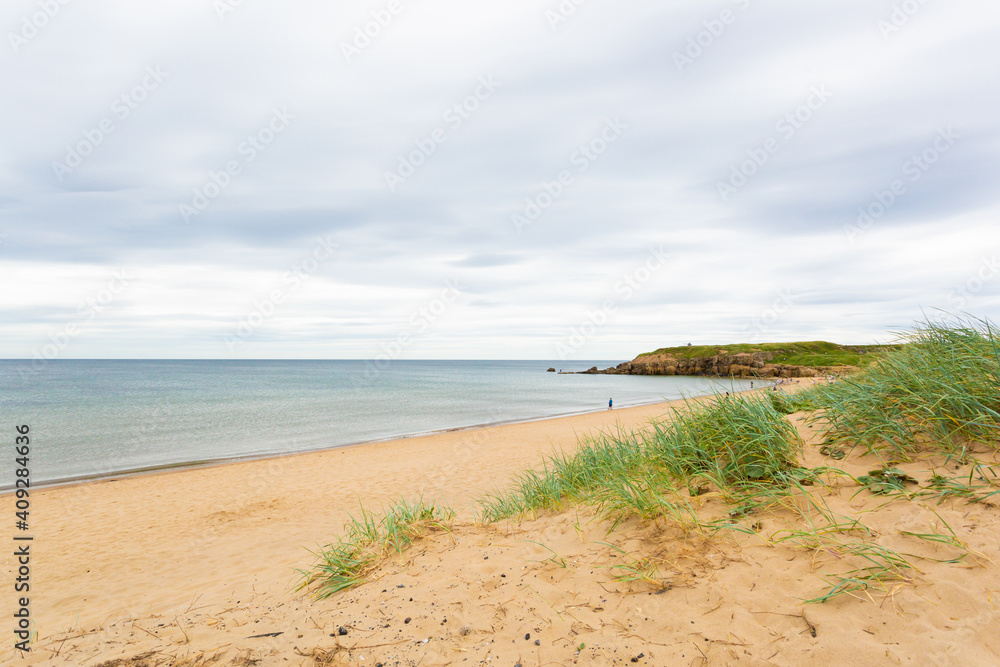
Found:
5,0 -> 993,662
2,398 -> 692,665
4,380 -> 1000,666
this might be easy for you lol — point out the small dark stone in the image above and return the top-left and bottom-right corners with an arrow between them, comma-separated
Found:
534,639 -> 541,646
501,574 -> 506,578
405,617 -> 412,624
338,627 -> 348,636
525,633 -> 531,640
484,556 -> 488,560
397,584 -> 405,588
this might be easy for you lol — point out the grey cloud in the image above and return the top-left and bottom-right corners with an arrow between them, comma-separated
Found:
1,0 -> 998,358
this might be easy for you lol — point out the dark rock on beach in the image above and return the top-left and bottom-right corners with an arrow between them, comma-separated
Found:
579,351 -> 820,379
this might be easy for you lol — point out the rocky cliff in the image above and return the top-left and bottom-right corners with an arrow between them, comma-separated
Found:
580,351 -> 826,378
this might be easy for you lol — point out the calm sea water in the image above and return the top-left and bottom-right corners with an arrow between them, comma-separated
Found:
0,360 -> 753,487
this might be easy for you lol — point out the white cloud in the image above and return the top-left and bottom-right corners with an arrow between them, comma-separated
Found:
2,0 -> 999,358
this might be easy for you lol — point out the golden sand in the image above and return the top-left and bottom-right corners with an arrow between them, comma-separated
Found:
3,381 -> 999,665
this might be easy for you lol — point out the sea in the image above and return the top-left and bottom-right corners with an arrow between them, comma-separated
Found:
0,360 -> 754,488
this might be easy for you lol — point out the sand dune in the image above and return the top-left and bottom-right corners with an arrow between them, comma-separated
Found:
4,382 -> 1000,665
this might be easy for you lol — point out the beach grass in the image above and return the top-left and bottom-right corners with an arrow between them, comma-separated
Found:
302,318 -> 998,603
479,391 -> 802,526
808,317 -> 1000,461
476,318 -> 998,602
298,497 -> 454,598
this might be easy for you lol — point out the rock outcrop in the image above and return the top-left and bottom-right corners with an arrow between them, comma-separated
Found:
580,351 -> 821,378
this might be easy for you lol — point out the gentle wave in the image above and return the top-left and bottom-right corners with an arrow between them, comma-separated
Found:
0,360 -> 754,487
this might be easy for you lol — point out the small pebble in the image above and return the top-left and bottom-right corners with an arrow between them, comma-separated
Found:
534,640 -> 541,646
404,617 -> 412,624
338,627 -> 348,636
525,633 -> 531,640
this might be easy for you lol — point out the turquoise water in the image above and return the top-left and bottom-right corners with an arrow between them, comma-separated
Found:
0,360 -> 754,487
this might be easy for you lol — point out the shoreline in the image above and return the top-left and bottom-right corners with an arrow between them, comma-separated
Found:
3,379 -> 827,664
4,383 -> 761,494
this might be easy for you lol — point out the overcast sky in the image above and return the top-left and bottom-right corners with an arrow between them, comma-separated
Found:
2,0 -> 998,360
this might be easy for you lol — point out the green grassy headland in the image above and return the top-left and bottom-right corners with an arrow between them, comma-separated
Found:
637,341 -> 902,368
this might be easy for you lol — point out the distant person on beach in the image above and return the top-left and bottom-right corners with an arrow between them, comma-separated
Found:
608,398 -> 613,410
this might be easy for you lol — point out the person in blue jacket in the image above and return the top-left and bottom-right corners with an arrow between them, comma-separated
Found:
608,398 -> 613,410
